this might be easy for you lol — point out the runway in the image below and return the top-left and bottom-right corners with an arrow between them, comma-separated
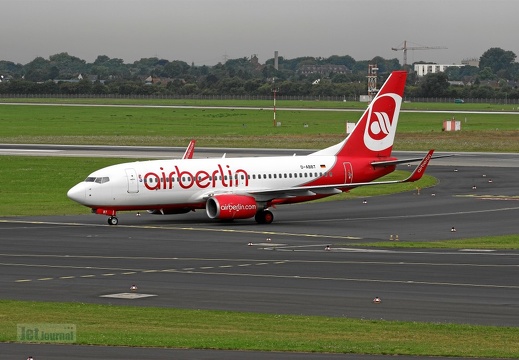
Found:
1,148 -> 518,359
1,165 -> 519,325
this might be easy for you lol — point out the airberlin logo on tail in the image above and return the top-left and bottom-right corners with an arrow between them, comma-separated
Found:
364,93 -> 402,151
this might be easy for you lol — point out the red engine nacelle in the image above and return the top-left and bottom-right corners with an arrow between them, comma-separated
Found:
206,194 -> 258,220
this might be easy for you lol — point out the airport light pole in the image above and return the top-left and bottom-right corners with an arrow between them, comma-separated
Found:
272,88 -> 278,127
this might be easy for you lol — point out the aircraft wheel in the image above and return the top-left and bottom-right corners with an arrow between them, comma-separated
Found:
108,216 -> 119,225
263,210 -> 274,224
255,210 -> 273,224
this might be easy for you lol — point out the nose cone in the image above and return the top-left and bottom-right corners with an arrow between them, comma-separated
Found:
67,183 -> 86,204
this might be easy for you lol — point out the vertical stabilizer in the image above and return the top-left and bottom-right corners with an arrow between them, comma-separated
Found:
336,70 -> 407,158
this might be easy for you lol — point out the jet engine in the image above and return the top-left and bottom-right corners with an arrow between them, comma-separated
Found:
206,194 -> 258,220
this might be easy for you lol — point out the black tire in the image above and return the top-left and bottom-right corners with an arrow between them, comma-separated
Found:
255,210 -> 274,224
108,217 -> 119,225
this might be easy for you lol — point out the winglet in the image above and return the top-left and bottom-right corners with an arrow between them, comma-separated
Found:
404,149 -> 434,182
182,140 -> 196,159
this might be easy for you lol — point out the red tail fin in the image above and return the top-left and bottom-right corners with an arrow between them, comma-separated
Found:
337,71 -> 407,158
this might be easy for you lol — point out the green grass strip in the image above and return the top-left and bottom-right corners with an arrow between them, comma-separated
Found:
1,300 -> 518,358
1,103 -> 519,151
352,234 -> 519,249
2,97 -> 519,112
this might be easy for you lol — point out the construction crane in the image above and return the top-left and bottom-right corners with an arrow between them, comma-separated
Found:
392,40 -> 447,66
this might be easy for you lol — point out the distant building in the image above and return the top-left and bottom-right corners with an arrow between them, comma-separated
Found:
448,80 -> 465,86
298,64 -> 351,76
414,63 -> 465,77
461,58 -> 480,67
53,74 -> 105,84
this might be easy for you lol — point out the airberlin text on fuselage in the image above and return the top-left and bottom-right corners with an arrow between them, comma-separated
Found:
142,164 -> 249,191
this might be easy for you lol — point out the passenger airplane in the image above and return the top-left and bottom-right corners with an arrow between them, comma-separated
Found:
68,70 -> 436,225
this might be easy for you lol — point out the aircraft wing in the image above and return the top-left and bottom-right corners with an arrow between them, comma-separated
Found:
246,150 -> 435,201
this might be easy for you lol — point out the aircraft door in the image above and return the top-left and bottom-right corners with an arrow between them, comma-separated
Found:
125,168 -> 139,193
343,162 -> 353,184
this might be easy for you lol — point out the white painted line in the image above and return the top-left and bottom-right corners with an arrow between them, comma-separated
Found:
100,293 -> 157,299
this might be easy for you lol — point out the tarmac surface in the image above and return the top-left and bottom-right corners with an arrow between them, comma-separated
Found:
1,148 -> 518,359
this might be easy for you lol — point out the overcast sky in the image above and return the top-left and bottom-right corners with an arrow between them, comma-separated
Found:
1,0 -> 517,66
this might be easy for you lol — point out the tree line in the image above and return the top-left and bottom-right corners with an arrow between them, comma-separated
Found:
0,48 -> 518,99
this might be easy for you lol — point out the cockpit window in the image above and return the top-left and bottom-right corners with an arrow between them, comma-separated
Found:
85,176 -> 110,184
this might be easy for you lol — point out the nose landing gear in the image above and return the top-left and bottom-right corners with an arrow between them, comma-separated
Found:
93,209 -> 119,225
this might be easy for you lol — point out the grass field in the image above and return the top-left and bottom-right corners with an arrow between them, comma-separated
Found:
1,103 -> 519,151
1,300 -> 518,358
2,97 -> 519,112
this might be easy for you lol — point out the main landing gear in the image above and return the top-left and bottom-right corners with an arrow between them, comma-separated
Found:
255,210 -> 274,224
108,216 -> 119,226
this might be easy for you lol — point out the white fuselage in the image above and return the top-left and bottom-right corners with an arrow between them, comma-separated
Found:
67,154 -> 338,210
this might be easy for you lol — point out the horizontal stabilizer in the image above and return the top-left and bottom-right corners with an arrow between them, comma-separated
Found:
371,153 -> 452,168
403,149 -> 434,182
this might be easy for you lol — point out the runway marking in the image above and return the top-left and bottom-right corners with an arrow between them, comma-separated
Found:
457,195 -> 519,201
159,269 -> 519,290
100,293 -> 157,300
282,205 -> 519,224
10,259 -> 290,283
12,264 -> 519,289
0,219 -> 361,240
9,258 -> 518,287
